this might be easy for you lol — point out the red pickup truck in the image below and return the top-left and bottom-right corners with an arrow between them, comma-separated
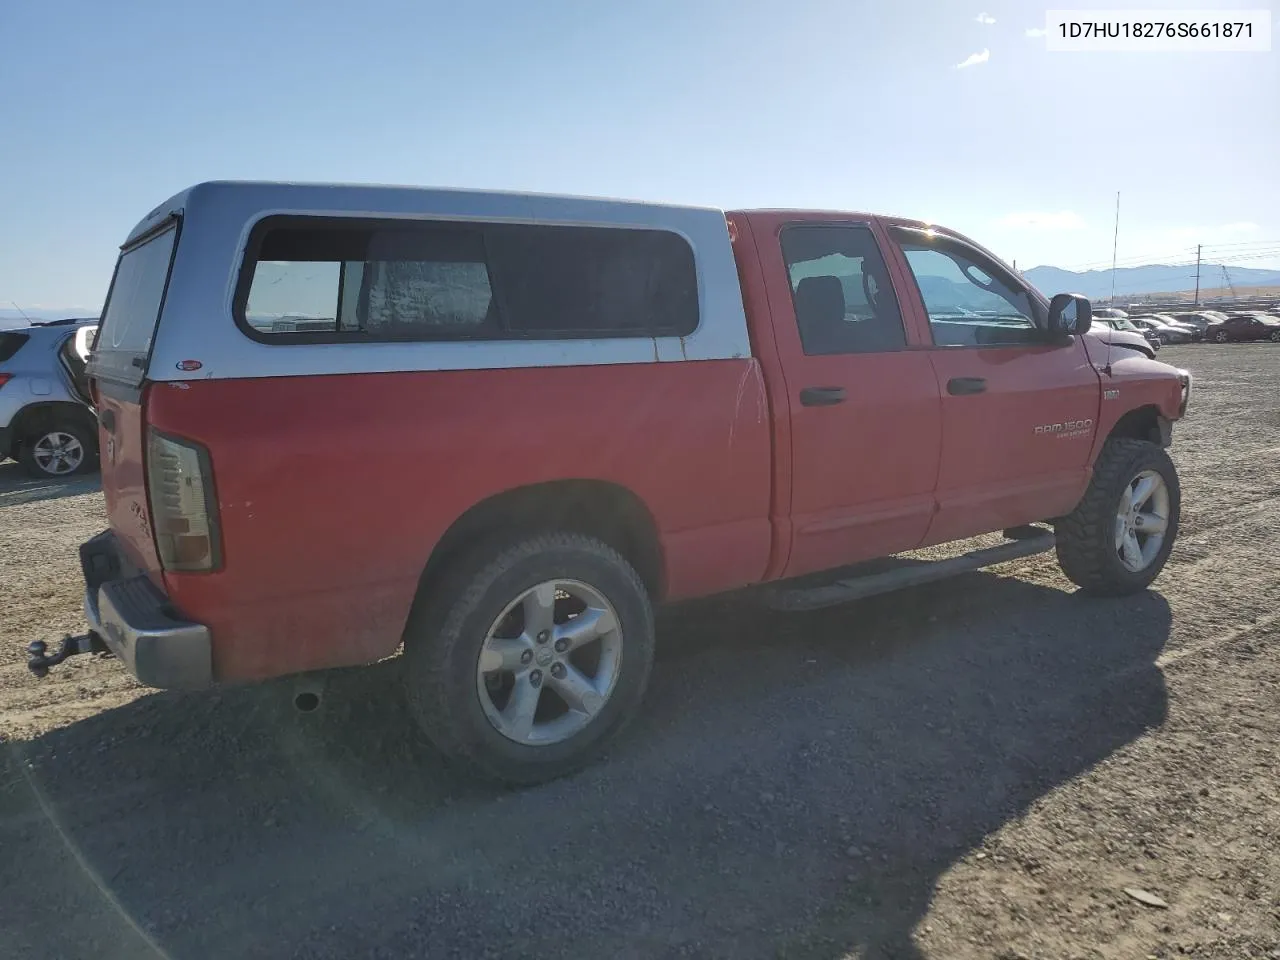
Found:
29,182 -> 1192,784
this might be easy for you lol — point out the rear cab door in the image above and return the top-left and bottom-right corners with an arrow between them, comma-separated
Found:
85,218 -> 182,580
880,222 -> 1101,545
731,211 -> 942,579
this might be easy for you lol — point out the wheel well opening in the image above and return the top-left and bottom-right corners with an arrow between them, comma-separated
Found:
10,402 -> 97,446
1107,405 -> 1165,446
417,480 -> 666,604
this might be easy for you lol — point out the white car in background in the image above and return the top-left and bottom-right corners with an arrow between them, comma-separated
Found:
0,318 -> 99,477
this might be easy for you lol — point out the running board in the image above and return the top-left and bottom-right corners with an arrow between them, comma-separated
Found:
764,532 -> 1056,612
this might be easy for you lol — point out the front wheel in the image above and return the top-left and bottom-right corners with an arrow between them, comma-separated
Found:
403,532 -> 655,785
1214,330 -> 1230,343
1270,330 -> 1280,342
1055,438 -> 1181,595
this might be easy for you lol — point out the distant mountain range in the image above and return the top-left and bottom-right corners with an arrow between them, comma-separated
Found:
1023,264 -> 1280,301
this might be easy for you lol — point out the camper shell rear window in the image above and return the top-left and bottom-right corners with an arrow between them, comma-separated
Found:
234,216 -> 699,342
88,220 -> 180,387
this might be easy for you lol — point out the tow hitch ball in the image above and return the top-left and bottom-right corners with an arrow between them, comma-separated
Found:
27,633 -> 105,678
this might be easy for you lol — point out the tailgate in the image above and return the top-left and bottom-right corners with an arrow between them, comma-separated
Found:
97,386 -> 163,579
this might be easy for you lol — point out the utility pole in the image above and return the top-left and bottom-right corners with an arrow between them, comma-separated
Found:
1193,244 -> 1201,306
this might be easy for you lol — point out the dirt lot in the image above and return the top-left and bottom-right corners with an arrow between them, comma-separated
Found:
2,344 -> 1278,960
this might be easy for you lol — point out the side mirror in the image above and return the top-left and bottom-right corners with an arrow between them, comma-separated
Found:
1048,293 -> 1091,338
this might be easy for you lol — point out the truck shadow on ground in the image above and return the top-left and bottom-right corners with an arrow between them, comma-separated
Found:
0,461 -> 100,505
6,571 -> 1170,960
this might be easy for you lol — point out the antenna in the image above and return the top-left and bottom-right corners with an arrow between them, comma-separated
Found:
1102,192 -> 1119,376
10,301 -> 31,321
1109,191 -> 1120,307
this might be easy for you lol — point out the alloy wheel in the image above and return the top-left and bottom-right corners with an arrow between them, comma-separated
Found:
476,579 -> 623,745
1114,469 -> 1171,573
31,431 -> 85,476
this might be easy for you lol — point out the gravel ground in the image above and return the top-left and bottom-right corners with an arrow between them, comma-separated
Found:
2,344 -> 1278,960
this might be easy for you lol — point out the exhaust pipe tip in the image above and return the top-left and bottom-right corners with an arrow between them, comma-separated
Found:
294,690 -> 321,713
292,674 -> 325,713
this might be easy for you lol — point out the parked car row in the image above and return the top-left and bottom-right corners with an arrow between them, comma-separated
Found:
1091,307 -> 1280,345
0,318 -> 100,478
1201,312 -> 1280,343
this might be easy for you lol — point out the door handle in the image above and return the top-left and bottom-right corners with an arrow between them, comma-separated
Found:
947,377 -> 987,396
799,386 -> 847,407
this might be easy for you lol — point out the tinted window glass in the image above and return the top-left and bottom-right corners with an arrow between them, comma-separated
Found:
486,225 -> 696,335
238,218 -> 698,341
0,333 -> 29,362
780,225 -> 906,355
893,234 -> 1039,347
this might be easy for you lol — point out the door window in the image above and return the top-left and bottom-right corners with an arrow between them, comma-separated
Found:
780,225 -> 907,355
893,231 -> 1041,347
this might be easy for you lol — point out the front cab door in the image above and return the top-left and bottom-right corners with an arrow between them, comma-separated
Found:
884,225 -> 1101,546
764,220 -> 943,578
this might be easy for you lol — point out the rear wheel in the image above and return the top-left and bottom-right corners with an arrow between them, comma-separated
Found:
403,532 -> 655,785
1269,330 -> 1280,342
19,423 -> 96,478
1214,330 -> 1230,343
1055,438 -> 1180,595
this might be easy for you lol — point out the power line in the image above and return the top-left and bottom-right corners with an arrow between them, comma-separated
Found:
1196,238 -> 1280,250
1064,252 -> 1191,271
1060,239 -> 1280,272
1062,246 -> 1280,272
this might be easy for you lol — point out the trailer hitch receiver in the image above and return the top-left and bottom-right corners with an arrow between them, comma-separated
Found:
27,633 -> 107,678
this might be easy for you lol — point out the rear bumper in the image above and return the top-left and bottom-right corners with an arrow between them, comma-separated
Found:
80,531 -> 212,689
0,425 -> 11,460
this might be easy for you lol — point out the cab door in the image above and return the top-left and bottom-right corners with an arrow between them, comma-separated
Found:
751,217 -> 943,579
883,224 -> 1101,546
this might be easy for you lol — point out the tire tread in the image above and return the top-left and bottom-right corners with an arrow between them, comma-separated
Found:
1056,437 -> 1179,595
403,531 -> 652,785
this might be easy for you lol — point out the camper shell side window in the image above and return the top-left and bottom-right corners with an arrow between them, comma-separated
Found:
234,216 -> 700,343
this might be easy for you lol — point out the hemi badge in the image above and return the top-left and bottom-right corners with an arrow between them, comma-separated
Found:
176,360 -> 203,371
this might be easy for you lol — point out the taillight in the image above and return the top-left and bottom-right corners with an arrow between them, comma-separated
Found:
146,429 -> 221,572
0,373 -> 12,389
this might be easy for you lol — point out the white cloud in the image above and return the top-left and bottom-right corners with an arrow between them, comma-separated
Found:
1170,221 -> 1262,242
956,48 -> 990,68
999,211 -> 1086,230
975,12 -> 996,24
1025,26 -> 1047,37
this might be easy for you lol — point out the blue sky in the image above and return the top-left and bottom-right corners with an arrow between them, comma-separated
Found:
1,0 -> 1276,312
